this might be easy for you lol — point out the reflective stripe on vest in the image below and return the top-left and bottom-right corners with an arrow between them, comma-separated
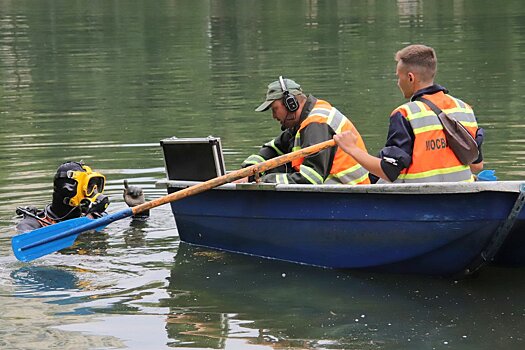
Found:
242,138 -> 284,167
264,139 -> 285,156
292,100 -> 370,185
274,173 -> 290,184
397,165 -> 474,183
325,163 -> 370,185
406,100 -> 478,135
242,154 -> 266,166
299,164 -> 324,184
292,107 -> 347,152
394,95 -> 476,183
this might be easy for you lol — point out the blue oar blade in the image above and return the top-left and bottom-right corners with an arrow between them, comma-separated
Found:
12,208 -> 133,262
12,216 -> 93,262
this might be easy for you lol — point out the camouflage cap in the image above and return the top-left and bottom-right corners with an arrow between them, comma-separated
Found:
255,78 -> 302,112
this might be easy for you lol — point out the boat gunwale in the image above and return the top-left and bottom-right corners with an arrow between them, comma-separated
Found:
156,179 -> 525,195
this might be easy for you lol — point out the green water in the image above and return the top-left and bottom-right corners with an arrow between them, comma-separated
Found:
1,1 -> 525,349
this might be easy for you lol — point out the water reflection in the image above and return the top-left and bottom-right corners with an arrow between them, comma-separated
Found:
397,0 -> 421,18
123,219 -> 148,248
165,243 -> 525,349
11,266 -> 80,297
57,231 -> 110,257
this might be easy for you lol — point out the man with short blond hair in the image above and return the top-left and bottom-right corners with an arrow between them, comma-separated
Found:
335,44 -> 484,183
395,44 -> 437,82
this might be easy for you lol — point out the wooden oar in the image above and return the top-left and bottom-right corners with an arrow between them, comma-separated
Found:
12,139 -> 336,262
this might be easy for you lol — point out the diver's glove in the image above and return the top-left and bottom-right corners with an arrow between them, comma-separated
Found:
15,206 -> 39,217
123,180 -> 149,218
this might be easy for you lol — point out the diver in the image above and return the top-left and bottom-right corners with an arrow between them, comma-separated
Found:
16,161 -> 151,234
16,161 -> 110,234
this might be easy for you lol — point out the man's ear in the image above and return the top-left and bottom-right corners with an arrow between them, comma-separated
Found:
408,72 -> 414,82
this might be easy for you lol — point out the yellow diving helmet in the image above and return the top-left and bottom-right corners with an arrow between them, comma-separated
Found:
54,162 -> 106,208
66,165 -> 106,207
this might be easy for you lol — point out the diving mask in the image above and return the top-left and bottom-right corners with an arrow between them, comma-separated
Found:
58,164 -> 106,207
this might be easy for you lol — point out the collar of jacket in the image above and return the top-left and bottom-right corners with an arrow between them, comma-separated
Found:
290,94 -> 317,133
410,84 -> 449,102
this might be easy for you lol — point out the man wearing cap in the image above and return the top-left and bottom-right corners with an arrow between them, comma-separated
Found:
241,76 -> 370,185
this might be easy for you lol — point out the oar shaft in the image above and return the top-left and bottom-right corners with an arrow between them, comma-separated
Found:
131,139 -> 335,215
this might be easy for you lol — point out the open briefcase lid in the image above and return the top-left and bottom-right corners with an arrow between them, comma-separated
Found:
160,136 -> 226,181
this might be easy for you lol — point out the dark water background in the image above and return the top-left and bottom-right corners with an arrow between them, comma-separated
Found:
0,1 -> 525,349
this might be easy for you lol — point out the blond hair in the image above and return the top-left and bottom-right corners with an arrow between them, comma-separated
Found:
395,44 -> 437,81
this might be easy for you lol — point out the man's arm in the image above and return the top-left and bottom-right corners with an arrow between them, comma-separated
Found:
241,130 -> 294,175
262,123 -> 335,184
334,112 -> 414,182
469,127 -> 484,173
334,130 -> 390,181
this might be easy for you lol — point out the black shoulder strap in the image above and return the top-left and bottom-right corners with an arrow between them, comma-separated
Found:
415,96 -> 443,117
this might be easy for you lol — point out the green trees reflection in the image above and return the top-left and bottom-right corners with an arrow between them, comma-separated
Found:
0,0 -> 523,177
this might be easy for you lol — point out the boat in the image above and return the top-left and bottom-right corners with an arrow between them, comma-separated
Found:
156,136 -> 525,276
156,179 -> 525,276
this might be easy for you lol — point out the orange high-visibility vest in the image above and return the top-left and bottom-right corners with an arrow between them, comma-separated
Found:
395,92 -> 477,183
291,99 -> 370,185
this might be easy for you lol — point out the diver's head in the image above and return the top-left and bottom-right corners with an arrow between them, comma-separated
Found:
50,161 -> 109,220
